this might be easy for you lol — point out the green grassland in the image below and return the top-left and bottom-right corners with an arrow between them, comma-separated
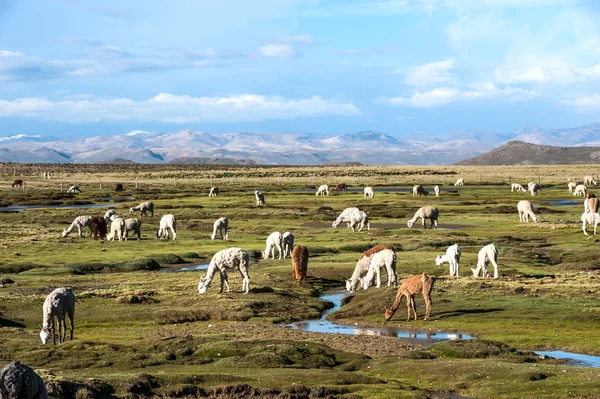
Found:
1,164 -> 600,398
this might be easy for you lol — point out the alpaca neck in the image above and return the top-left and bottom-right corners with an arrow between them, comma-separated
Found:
409,213 -> 420,224
203,261 -> 218,283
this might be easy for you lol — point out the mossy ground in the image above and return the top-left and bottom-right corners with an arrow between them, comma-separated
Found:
1,164 -> 600,398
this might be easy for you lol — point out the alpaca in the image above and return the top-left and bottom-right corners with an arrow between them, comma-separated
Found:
61,215 -> 93,238
434,185 -> 440,197
359,249 -> 398,290
67,185 -> 81,194
581,211 -> 600,235
454,178 -> 464,187
156,214 -> 177,240
262,232 -> 283,259
198,248 -> 250,294
407,206 -> 439,229
39,287 -> 75,345
0,361 -> 48,399
124,218 -> 142,240
528,182 -> 541,196
316,184 -> 329,196
573,184 -> 587,197
584,175 -> 597,186
364,186 -> 374,198
90,216 -> 107,240
104,209 -> 118,222
211,217 -> 229,240
255,190 -> 265,206
568,181 -> 579,193
412,185 -> 428,196
345,244 -> 393,292
471,243 -> 499,279
106,217 -> 126,241
12,179 -> 24,188
291,245 -> 309,280
585,194 -> 599,213
332,183 -> 347,193
511,183 -> 526,192
209,186 -> 219,197
282,232 -> 294,258
435,244 -> 461,277
129,201 -> 154,217
384,273 -> 433,322
517,200 -> 538,223
115,183 -> 124,192
332,207 -> 370,232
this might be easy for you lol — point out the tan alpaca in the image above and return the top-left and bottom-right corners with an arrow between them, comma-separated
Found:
359,244 -> 393,260
384,273 -> 433,322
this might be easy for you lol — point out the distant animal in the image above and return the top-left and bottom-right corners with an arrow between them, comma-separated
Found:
106,217 -> 126,241
471,244 -> 499,279
581,211 -> 600,236
384,273 -> 433,322
282,232 -> 294,258
129,201 -> 154,217
511,183 -> 526,192
364,186 -> 374,198
156,214 -> 177,240
211,217 -> 229,240
90,216 -> 107,240
39,287 -> 75,345
528,182 -> 541,196
0,361 -> 48,399
517,200 -> 538,223
67,185 -> 81,194
124,218 -> 142,240
209,186 -> 219,197
262,232 -> 283,259
115,183 -> 124,192
435,244 -> 461,277
407,206 -> 438,229
573,184 -> 587,197
434,185 -> 440,197
255,190 -> 265,206
359,249 -> 398,290
62,215 -> 93,238
412,185 -> 428,196
11,179 -> 24,188
568,181 -> 579,193
291,245 -> 309,280
332,183 -> 347,193
454,178 -> 464,186
332,207 -> 370,232
198,248 -> 250,294
316,184 -> 329,196
584,175 -> 597,186
104,209 -> 118,222
345,244 -> 394,292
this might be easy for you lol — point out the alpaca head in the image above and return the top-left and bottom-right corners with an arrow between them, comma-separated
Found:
332,219 -> 341,228
210,232 -> 216,240
434,255 -> 444,266
197,278 -> 210,294
471,267 -> 479,277
61,228 -> 68,238
407,220 -> 414,228
129,207 -> 135,214
40,326 -> 51,344
345,278 -> 353,292
384,305 -> 395,321
261,250 -> 269,260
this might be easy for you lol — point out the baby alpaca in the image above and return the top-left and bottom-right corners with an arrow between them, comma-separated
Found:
255,190 -> 265,206
129,201 -> 154,217
291,245 -> 309,280
435,244 -> 461,277
384,273 -> 433,322
316,184 -> 329,196
517,200 -> 538,223
412,185 -> 428,196
573,184 -> 587,197
0,361 -> 48,399
209,186 -> 219,197
262,232 -> 283,259
471,244 -> 499,279
282,232 -> 294,258
124,218 -> 142,240
106,217 -> 126,241
454,178 -> 464,186
407,206 -> 439,229
511,183 -> 526,192
156,214 -> 177,240
581,211 -> 600,235
211,217 -> 229,240
360,249 -> 398,290
198,248 -> 250,294
62,215 -> 93,238
39,287 -> 75,345
364,186 -> 374,198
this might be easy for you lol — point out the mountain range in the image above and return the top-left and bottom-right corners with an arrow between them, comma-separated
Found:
1,123 -> 600,165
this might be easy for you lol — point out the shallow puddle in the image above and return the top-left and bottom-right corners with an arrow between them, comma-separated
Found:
543,199 -> 582,207
536,351 -> 600,368
161,263 -> 209,272
0,203 -> 113,212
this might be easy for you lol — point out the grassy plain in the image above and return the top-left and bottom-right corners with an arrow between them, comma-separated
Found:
1,163 -> 600,398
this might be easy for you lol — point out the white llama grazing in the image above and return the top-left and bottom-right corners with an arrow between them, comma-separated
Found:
412,185 -> 428,196
156,214 -> 177,240
581,212 -> 600,235
61,215 -> 92,238
471,244 -> 499,279
282,232 -> 294,258
332,207 -> 370,232
511,183 -> 526,192
211,217 -> 229,240
345,245 -> 393,292
435,244 -> 461,277
67,185 -> 81,194
104,209 -> 118,222
106,217 -> 126,241
359,249 -> 398,290
407,206 -> 439,229
129,201 -> 154,217
255,190 -> 265,206
528,182 -> 541,196
568,181 -> 578,193
0,361 -> 48,399
454,178 -> 464,186
573,184 -> 587,197
39,287 -> 75,345
316,184 -> 329,196
209,186 -> 219,197
517,200 -> 538,223
364,186 -> 374,198
584,175 -> 597,186
434,185 -> 440,197
198,248 -> 250,294
262,232 -> 283,259
124,218 -> 142,240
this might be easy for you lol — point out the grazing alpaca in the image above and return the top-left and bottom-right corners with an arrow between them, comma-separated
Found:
332,183 -> 347,193
156,214 -> 177,240
412,185 -> 428,196
129,201 -> 154,217
364,186 -> 374,198
332,207 -> 370,232
511,183 -> 526,192
124,218 -> 142,240
90,216 -> 107,240
585,193 -> 599,213
262,232 -> 283,259
581,211 -> 600,235
574,184 -> 587,197
0,361 -> 48,399
209,186 -> 219,197
528,182 -> 541,196
434,185 -> 440,197
384,273 -> 433,322
62,215 -> 93,238
115,183 -> 124,192
359,249 -> 398,290
198,248 -> 250,294
517,200 -> 538,223
316,184 -> 329,196
255,190 -> 265,206
12,179 -> 24,188
67,185 -> 81,194
407,206 -> 439,229
568,181 -> 579,193
291,245 -> 309,280
282,232 -> 294,258
454,178 -> 464,187
211,217 -> 229,240
435,244 -> 461,277
104,209 -> 117,222
345,244 -> 394,292
106,217 -> 126,241
471,243 -> 499,279
39,287 -> 75,345
584,175 -> 597,186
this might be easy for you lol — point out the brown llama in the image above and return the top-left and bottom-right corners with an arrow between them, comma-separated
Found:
12,179 -> 24,188
384,272 -> 433,322
359,244 -> 393,260
291,245 -> 309,280
332,183 -> 347,193
115,183 -> 124,192
90,216 -> 107,240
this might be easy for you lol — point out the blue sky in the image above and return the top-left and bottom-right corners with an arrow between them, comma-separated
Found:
1,0 -> 600,139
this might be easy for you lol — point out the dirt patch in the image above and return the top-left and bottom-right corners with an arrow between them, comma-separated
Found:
301,222 -> 476,230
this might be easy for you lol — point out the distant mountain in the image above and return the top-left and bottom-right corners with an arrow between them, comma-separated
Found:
168,157 -> 256,165
97,158 -> 138,164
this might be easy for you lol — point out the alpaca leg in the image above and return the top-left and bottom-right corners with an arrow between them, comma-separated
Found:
276,243 -> 282,259
595,221 -> 599,235
423,292 -> 432,321
222,272 -> 231,292
490,259 -> 499,279
375,267 -> 381,288
77,225 -> 83,237
62,316 -> 67,343
411,296 -> 418,320
583,220 -> 588,235
69,308 -> 75,340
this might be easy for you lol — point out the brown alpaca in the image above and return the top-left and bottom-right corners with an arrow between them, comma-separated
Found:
90,216 -> 107,240
359,244 -> 393,260
12,179 -> 24,188
332,183 -> 347,193
587,194 -> 599,213
384,272 -> 433,322
291,245 -> 308,280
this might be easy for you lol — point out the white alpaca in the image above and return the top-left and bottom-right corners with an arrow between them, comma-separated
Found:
211,217 -> 229,240
434,185 -> 440,197
359,249 -> 398,290
435,244 -> 461,277
209,186 -> 219,197
573,184 -> 587,197
124,218 -> 142,240
0,361 -> 48,399
584,175 -> 597,186
407,206 -> 439,229
511,183 -> 526,192
262,232 -> 283,259
67,185 -> 81,194
528,182 -> 541,196
332,207 -> 370,232
471,244 -> 499,279
106,217 -> 126,241
156,214 -> 177,240
282,232 -> 294,258
198,248 -> 250,294
412,185 -> 428,196
129,201 -> 154,217
364,186 -> 374,198
581,212 -> 600,235
568,181 -> 578,193
39,287 -> 75,345
61,215 -> 92,238
104,209 -> 118,222
316,184 -> 329,196
255,190 -> 265,206
345,246 -> 393,292
517,200 -> 538,223
454,178 -> 464,186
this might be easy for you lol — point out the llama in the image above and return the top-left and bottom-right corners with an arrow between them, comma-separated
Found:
568,181 -> 578,193
124,218 -> 142,240
282,232 -> 294,258
454,178 -> 464,186
435,244 -> 461,277
584,175 -> 597,186
359,249 -> 398,290
255,190 -> 265,206
471,243 -> 499,279
581,211 -> 600,235
517,200 -> 538,223
332,183 -> 347,193
407,206 -> 439,229
332,207 -> 370,232
61,215 -> 93,238
106,217 -> 126,241
211,217 -> 229,240
0,361 -> 48,399
67,185 -> 81,194
316,185 -> 329,196
90,216 -> 107,240
573,184 -> 587,197
434,185 -> 440,197
104,209 -> 118,222
39,287 -> 75,345
511,183 -> 526,192
156,214 -> 177,240
364,186 -> 374,198
209,186 -> 219,197
115,183 -> 124,192
528,182 -> 541,196
262,232 -> 283,259
585,194 -> 599,213
412,185 -> 428,196
384,273 -> 433,322
291,245 -> 309,280
12,179 -> 24,188
345,244 -> 393,292
198,248 -> 250,294
129,201 -> 154,217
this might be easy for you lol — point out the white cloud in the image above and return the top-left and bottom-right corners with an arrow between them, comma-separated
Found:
563,94 -> 600,108
492,60 -> 600,85
0,93 -> 360,122
259,44 -> 299,59
276,34 -> 316,44
399,58 -> 456,86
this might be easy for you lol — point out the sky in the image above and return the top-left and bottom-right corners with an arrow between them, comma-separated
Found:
1,0 -> 600,139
